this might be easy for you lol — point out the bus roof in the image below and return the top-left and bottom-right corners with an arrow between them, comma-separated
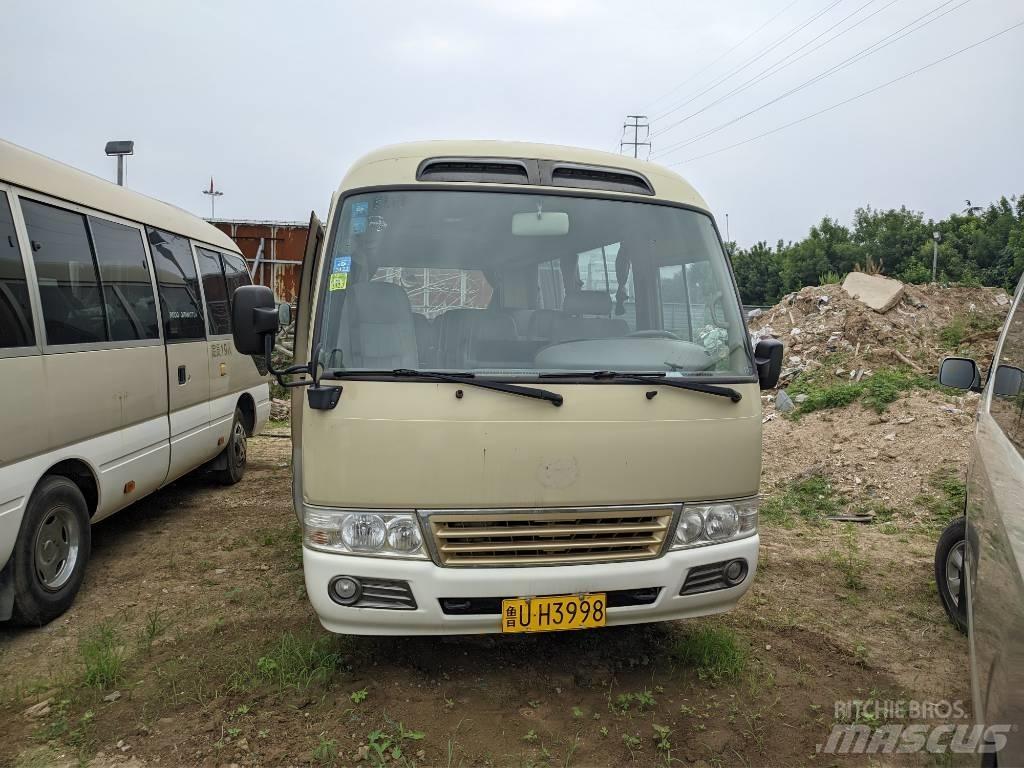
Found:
0,139 -> 239,253
339,140 -> 710,210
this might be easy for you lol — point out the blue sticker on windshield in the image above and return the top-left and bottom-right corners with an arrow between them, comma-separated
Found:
351,216 -> 367,235
352,201 -> 369,217
331,255 -> 352,274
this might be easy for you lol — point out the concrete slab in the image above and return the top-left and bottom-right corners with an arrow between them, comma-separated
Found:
841,272 -> 905,313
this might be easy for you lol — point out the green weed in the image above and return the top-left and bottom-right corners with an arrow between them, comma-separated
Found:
235,632 -> 344,691
80,622 -> 125,690
671,625 -> 748,683
761,473 -> 847,526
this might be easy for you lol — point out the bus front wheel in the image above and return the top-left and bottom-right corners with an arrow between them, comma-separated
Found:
10,476 -> 91,626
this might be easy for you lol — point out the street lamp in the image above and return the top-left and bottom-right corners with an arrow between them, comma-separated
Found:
104,140 -> 134,186
932,230 -> 941,283
202,177 -> 223,219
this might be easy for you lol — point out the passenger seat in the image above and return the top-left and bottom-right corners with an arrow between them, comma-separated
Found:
336,281 -> 418,369
437,308 -> 517,368
413,313 -> 438,367
551,291 -> 629,343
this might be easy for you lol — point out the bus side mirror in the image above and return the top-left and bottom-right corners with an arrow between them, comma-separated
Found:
232,285 -> 279,355
754,338 -> 784,390
939,357 -> 980,392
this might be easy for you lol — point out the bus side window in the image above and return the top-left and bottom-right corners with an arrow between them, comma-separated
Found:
21,199 -> 106,345
89,217 -> 159,341
0,193 -> 35,348
196,246 -> 231,336
146,227 -> 206,341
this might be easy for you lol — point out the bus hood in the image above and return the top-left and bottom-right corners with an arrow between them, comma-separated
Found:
299,380 -> 762,509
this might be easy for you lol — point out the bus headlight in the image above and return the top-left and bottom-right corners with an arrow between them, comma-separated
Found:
671,497 -> 758,550
304,505 -> 428,559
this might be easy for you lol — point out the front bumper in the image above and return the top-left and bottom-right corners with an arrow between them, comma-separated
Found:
304,534 -> 758,635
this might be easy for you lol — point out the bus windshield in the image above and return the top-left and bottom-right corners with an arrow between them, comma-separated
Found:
317,190 -> 753,379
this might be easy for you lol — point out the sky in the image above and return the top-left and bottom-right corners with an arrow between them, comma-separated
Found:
2,0 -> 1022,247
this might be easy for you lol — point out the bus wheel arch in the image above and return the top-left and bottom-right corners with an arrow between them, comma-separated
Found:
237,393 -> 256,436
44,458 -> 100,519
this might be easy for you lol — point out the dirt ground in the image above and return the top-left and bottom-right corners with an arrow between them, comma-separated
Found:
0,416 -> 972,768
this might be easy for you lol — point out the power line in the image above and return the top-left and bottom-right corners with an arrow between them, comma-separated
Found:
654,0 -> 971,158
652,0 -> 846,124
644,0 -> 802,111
620,115 -> 651,158
650,0 -> 900,139
666,19 -> 1024,166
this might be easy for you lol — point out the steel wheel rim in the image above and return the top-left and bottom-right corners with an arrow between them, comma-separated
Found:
945,541 -> 965,608
231,421 -> 246,468
33,505 -> 80,591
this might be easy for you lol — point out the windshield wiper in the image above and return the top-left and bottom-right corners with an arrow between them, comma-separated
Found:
542,370 -> 742,402
328,368 -> 563,407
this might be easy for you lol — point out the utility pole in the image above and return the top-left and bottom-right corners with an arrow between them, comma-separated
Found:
202,177 -> 224,219
932,230 -> 941,282
725,213 -> 731,243
620,115 -> 651,159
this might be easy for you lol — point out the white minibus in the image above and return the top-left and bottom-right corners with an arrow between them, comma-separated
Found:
0,140 -> 269,624
232,141 -> 783,636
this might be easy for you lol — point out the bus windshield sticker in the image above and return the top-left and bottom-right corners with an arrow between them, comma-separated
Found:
331,255 -> 352,274
351,216 -> 367,235
329,273 -> 349,291
352,201 -> 369,216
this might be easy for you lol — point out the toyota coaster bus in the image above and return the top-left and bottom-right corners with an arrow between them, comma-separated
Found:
232,141 -> 782,635
0,140 -> 270,625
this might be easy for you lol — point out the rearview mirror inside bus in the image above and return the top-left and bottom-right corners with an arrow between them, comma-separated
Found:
231,284 -> 279,355
511,211 -> 569,236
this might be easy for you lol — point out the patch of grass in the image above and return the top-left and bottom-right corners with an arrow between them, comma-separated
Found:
914,467 -> 966,528
671,625 -> 748,684
938,312 -> 1002,350
80,622 -> 126,690
610,689 -> 656,714
350,687 -> 368,704
234,632 -> 345,691
362,722 -> 424,767
789,368 -> 936,416
761,473 -> 847,526
312,733 -> 338,765
828,530 -> 868,590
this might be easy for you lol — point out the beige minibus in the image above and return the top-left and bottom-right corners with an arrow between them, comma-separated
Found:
232,141 -> 783,636
0,140 -> 269,625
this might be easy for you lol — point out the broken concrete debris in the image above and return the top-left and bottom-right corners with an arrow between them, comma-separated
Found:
841,272 -> 905,313
775,389 -> 795,413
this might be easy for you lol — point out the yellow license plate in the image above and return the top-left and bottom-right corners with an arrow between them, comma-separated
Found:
501,593 -> 607,633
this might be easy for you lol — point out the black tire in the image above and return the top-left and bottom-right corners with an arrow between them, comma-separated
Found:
214,407 -> 248,486
935,516 -> 968,634
10,476 -> 91,626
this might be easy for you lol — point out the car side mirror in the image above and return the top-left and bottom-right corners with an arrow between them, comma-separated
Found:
939,356 -> 981,391
993,364 -> 1024,397
231,285 -> 279,355
754,338 -> 784,390
278,301 -> 292,327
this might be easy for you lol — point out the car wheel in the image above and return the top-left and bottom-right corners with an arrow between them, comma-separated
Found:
214,407 -> 248,486
10,475 -> 91,626
935,516 -> 967,634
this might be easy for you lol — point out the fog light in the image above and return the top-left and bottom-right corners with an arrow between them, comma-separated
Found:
723,559 -> 747,585
329,576 -> 362,605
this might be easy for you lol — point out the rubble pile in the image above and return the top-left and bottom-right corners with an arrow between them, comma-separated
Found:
749,279 -> 1010,390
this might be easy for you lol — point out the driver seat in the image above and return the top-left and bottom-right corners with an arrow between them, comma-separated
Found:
552,291 -> 629,343
337,281 -> 419,369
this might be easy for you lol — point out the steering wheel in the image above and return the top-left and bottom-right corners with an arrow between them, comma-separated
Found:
627,330 -> 682,340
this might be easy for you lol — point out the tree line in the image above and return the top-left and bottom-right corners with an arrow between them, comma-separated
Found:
728,195 -> 1024,305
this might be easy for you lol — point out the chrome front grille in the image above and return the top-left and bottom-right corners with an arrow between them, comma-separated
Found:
424,505 -> 678,567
